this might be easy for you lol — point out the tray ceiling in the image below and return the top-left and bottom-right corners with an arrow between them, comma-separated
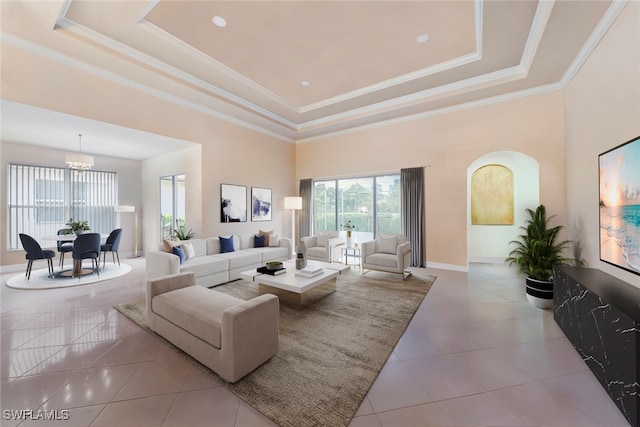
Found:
0,0 -> 626,155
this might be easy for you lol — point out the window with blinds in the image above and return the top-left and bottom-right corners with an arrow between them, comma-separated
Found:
7,164 -> 118,250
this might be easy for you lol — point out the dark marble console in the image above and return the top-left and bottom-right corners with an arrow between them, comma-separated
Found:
554,266 -> 639,427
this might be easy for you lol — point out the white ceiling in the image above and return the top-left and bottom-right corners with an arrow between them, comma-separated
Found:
0,0 -> 627,159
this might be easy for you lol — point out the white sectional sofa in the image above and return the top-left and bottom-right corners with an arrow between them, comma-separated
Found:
146,234 -> 291,287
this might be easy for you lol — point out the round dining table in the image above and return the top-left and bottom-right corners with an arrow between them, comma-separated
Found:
42,234 -> 109,277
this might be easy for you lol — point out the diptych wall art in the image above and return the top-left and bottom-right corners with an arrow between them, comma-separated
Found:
251,187 -> 272,221
220,184 -> 247,222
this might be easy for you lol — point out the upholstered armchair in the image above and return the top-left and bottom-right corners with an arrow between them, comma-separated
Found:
301,231 -> 345,262
361,234 -> 412,279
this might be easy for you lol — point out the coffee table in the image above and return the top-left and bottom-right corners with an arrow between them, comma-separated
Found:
240,260 -> 350,309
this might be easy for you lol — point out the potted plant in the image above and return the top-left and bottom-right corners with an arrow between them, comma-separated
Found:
341,220 -> 356,247
174,226 -> 195,240
65,218 -> 90,235
505,204 -> 578,309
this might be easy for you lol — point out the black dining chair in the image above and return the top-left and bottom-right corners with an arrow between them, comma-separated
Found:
19,233 -> 55,280
72,233 -> 101,278
57,228 -> 74,269
101,228 -> 123,268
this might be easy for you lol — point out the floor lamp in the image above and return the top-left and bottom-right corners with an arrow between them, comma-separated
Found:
284,196 -> 302,257
114,205 -> 139,258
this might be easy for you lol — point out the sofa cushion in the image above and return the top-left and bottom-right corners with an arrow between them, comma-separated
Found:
220,236 -> 234,253
214,250 -> 261,269
259,230 -> 274,246
180,255 -> 228,278
254,234 -> 265,248
268,235 -> 280,247
366,253 -> 398,268
307,246 -> 326,259
316,233 -> 330,247
247,246 -> 289,263
162,239 -> 182,253
188,239 -> 207,257
152,286 -> 243,349
182,242 -> 195,260
378,235 -> 398,254
172,245 -> 186,264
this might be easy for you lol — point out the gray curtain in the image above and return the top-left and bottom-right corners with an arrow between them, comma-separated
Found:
299,179 -> 313,238
401,167 -> 425,267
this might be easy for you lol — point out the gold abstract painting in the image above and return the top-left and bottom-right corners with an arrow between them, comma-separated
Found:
471,164 -> 514,225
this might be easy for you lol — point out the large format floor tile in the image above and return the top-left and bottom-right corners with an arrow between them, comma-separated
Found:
1,259 -> 630,427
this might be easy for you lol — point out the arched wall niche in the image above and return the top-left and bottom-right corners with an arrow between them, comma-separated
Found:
467,151 -> 539,263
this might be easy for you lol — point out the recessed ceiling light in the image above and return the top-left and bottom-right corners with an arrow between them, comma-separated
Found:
301,81 -> 310,87
416,34 -> 429,44
212,16 -> 227,28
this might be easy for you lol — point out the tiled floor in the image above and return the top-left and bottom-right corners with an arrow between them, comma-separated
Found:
0,259 -> 631,427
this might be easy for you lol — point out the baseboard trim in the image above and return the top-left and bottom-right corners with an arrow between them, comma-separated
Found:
425,262 -> 469,272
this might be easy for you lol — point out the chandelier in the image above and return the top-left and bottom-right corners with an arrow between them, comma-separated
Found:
65,134 -> 94,172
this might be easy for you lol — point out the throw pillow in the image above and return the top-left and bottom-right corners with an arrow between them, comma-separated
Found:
219,236 -> 234,253
378,235 -> 398,254
258,229 -> 274,246
172,245 -> 186,264
162,239 -> 181,253
316,233 -> 330,247
254,234 -> 265,248
268,235 -> 280,247
182,241 -> 195,260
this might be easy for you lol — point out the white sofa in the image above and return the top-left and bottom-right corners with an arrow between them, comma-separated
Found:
146,234 -> 291,287
301,231 -> 345,262
146,271 -> 279,383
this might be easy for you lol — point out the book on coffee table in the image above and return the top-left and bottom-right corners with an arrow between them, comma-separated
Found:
295,266 -> 323,278
257,266 -> 286,276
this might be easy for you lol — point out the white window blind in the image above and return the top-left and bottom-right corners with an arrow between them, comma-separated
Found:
7,164 -> 118,250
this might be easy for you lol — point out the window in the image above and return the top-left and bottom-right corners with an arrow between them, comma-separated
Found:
160,174 -> 186,239
313,174 -> 401,242
7,164 -> 118,250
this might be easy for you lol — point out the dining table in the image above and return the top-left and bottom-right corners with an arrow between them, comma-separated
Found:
43,234 -> 109,278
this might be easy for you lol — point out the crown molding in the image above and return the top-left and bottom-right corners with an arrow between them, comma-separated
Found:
1,32 -> 295,143
296,82 -> 565,143
560,0 -> 628,87
54,13 -> 298,130
300,0 -> 485,113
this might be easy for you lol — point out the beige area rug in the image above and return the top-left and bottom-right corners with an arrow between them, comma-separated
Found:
114,270 -> 435,427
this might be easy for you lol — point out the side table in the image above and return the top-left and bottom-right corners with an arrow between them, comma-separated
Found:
340,246 -> 362,272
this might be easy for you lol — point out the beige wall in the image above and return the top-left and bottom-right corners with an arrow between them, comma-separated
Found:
0,141 -> 142,267
141,125 -> 296,252
296,91 -> 566,270
565,1 -> 640,286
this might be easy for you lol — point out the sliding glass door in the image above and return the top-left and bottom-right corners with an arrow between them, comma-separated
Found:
313,174 -> 400,244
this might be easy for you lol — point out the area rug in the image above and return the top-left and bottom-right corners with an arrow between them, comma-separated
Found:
5,263 -> 132,290
114,271 -> 435,427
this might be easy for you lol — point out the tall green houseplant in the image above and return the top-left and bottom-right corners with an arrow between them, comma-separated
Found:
506,204 -> 576,308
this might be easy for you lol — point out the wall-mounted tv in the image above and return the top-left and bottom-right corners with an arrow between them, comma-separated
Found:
599,135 -> 640,276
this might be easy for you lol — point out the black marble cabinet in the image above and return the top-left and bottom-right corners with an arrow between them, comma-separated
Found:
554,266 -> 639,427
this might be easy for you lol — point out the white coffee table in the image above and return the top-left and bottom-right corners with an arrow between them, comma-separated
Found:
240,260 -> 350,309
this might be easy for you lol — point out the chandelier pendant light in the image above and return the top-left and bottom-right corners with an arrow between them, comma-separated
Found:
65,134 -> 94,172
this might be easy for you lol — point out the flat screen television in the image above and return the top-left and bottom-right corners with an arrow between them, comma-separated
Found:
599,135 -> 640,276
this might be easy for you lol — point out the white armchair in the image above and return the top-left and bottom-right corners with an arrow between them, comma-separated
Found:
361,234 -> 412,279
301,231 -> 345,262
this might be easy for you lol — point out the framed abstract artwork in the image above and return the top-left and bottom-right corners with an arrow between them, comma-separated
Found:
220,184 -> 247,223
251,187 -> 272,221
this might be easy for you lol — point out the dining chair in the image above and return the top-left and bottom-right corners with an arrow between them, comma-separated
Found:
72,233 -> 101,278
19,233 -> 55,280
101,228 -> 123,268
57,228 -> 74,269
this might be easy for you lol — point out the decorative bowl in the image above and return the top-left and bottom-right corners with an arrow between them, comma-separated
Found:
266,261 -> 283,271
